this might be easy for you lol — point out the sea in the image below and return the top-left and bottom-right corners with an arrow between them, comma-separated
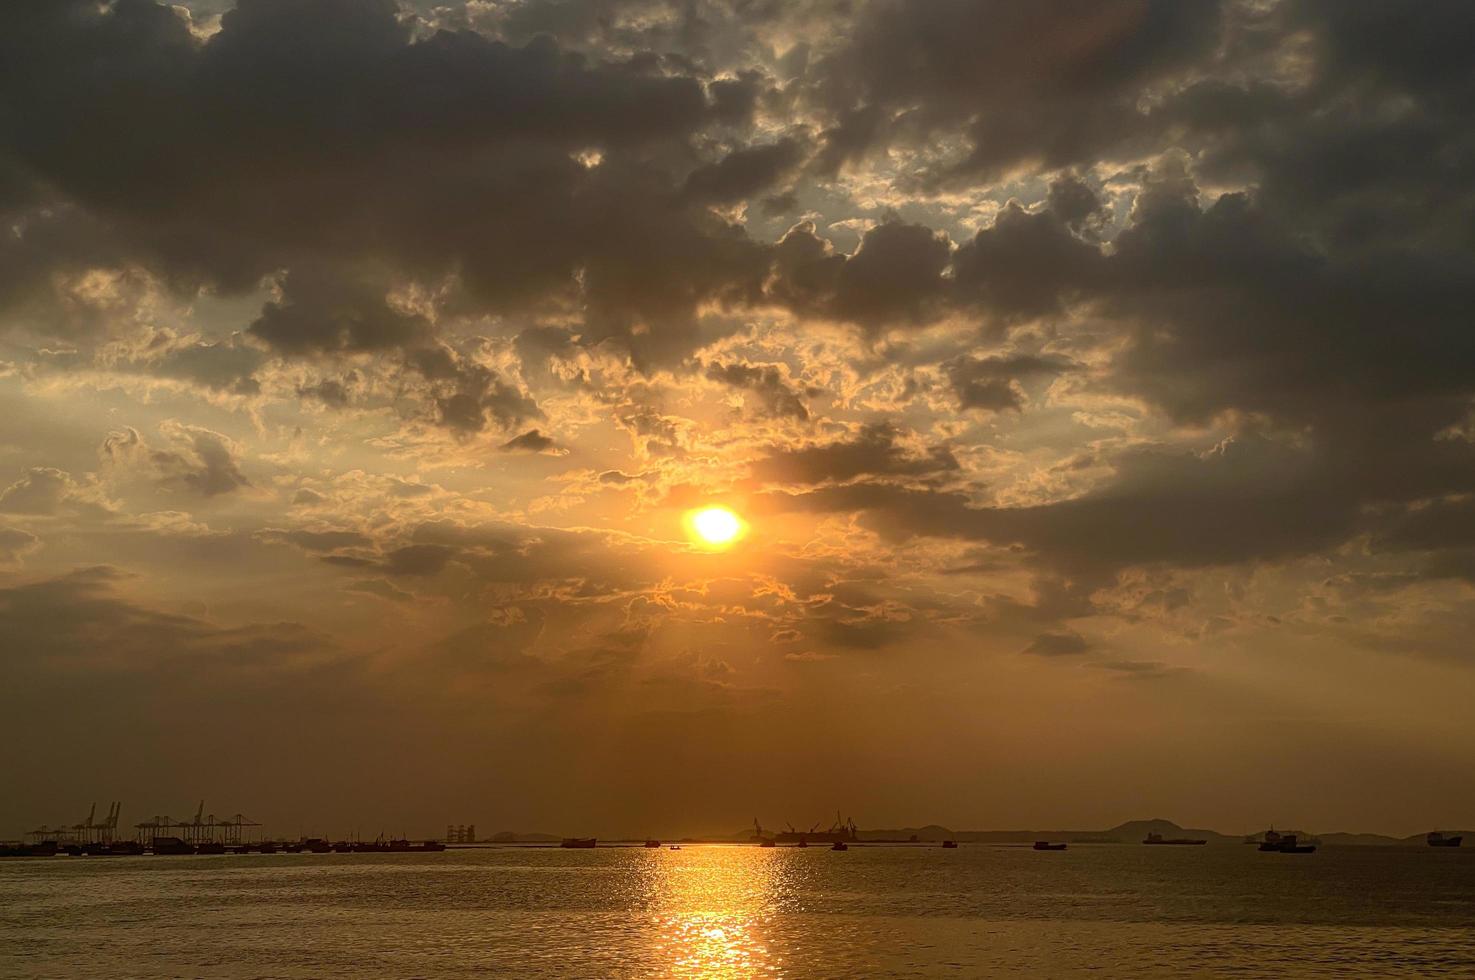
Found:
3,843 -> 1474,978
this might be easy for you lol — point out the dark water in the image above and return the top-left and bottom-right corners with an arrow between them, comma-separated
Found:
3,844 -> 1474,977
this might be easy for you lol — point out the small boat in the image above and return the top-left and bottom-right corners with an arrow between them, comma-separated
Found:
1143,833 -> 1207,845
831,842 -> 848,851
669,845 -> 681,850
1428,832 -> 1463,848
941,840 -> 958,849
1260,834 -> 1316,854
560,838 -> 597,849
644,840 -> 661,848
1032,841 -> 1066,851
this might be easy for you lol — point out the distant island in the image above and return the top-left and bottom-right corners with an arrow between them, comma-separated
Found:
480,818 -> 1470,847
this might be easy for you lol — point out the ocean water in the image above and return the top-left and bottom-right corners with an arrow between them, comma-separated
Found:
2,844 -> 1474,978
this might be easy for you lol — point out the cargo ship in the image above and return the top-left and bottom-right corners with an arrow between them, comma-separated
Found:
1427,832 -> 1463,848
754,813 -> 861,846
1143,832 -> 1207,845
560,838 -> 597,849
151,836 -> 195,855
1258,832 -> 1316,854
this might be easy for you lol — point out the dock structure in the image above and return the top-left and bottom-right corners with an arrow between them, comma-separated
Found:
134,802 -> 261,846
25,801 -> 123,846
8,800 -> 446,857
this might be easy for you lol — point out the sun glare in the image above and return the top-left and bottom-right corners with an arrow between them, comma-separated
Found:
687,506 -> 745,548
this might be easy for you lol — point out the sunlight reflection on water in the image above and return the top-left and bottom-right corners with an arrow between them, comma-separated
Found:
4,844 -> 1475,978
643,847 -> 789,977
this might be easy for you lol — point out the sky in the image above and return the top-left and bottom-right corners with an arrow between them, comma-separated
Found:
2,0 -> 1474,841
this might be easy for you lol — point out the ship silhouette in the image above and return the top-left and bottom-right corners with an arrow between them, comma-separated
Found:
753,813 -> 860,846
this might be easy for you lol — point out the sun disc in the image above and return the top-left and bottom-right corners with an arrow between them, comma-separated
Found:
688,506 -> 744,547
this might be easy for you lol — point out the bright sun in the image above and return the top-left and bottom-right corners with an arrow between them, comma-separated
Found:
687,506 -> 745,547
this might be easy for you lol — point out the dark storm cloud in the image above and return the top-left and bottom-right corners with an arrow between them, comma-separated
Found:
763,218 -> 952,329
0,204 -> 134,339
4,0 -> 1475,590
149,338 -> 266,395
405,345 -> 540,434
0,0 -> 775,364
681,139 -> 805,206
765,434 -> 1366,576
753,422 -> 958,486
944,353 -> 1076,413
249,269 -> 431,355
760,182 -> 1107,332
950,189 -> 1105,322
704,361 -> 812,420
808,0 -> 1224,181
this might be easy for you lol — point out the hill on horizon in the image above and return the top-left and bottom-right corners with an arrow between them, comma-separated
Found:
484,820 -> 1471,845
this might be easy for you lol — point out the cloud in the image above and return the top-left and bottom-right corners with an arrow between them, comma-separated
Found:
766,218 -> 953,329
1021,631 -> 1091,657
753,421 -> 958,486
501,429 -> 560,453
783,650 -> 837,663
809,0 -> 1224,182
944,353 -> 1075,413
407,345 -> 540,435
249,268 -> 431,355
103,424 -> 251,497
0,526 -> 41,567
1088,659 -> 1191,680
705,360 -> 812,420
4,0 -> 1475,834
0,467 -> 114,517
765,434 -> 1364,576
682,139 -> 805,206
345,577 -> 416,602
0,0 -> 777,363
0,566 -> 331,674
